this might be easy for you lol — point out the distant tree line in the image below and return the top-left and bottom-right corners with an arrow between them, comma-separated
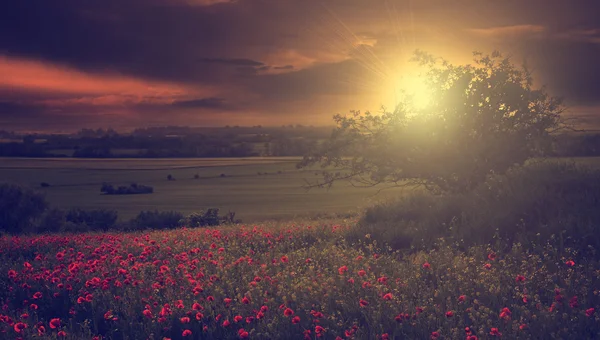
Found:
0,126 -> 332,158
0,183 -> 240,235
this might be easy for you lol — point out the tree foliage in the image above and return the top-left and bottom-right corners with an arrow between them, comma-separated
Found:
298,51 -> 567,193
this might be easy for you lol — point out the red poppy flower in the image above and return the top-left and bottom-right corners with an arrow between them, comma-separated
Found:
383,293 -> 393,300
180,317 -> 190,323
58,330 -> 67,337
490,328 -> 502,336
586,308 -> 595,317
292,316 -> 301,324
234,315 -> 243,323
182,329 -> 192,337
14,322 -> 27,333
49,318 -> 61,329
565,260 -> 575,267
422,262 -> 431,269
280,255 -> 289,263
284,308 -> 294,317
222,320 -> 231,327
515,275 -> 526,282
338,266 -> 348,275
359,299 -> 369,307
445,311 -> 454,318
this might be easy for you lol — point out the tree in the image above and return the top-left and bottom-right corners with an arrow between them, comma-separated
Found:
298,51 -> 567,193
0,183 -> 48,233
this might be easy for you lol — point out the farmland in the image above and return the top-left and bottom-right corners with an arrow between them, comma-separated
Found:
0,157 -> 408,222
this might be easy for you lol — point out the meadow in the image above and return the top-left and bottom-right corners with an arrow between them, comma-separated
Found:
0,157 -> 407,222
1,221 -> 599,339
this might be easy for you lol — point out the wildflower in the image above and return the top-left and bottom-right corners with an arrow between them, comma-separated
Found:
499,307 -> 511,320
338,266 -> 348,274
234,315 -> 243,323
431,331 -> 440,339
284,308 -> 294,316
519,324 -> 527,330
37,325 -> 46,336
458,295 -> 466,303
359,299 -> 369,307
358,270 -> 366,277
445,311 -> 454,318
467,336 -> 478,340
565,260 -> 575,267
196,312 -> 204,321
586,308 -> 595,317
292,316 -> 301,324
315,325 -> 325,336
381,333 -> 390,340
49,318 -> 61,329
192,302 -> 202,310
238,329 -> 249,338
488,252 -> 497,261
484,263 -> 492,270
489,328 -> 502,336
383,293 -> 393,300
423,262 -> 431,269
222,320 -> 231,327
14,322 -> 27,333
58,330 -> 67,337
242,296 -> 250,304
180,317 -> 190,323
569,296 -> 578,308
516,275 -> 526,282
182,329 -> 192,337
143,309 -> 153,318
280,255 -> 289,263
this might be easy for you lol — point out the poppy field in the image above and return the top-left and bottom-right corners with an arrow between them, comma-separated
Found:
1,222 -> 599,339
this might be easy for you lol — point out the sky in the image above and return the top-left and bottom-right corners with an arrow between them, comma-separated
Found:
1,0 -> 600,132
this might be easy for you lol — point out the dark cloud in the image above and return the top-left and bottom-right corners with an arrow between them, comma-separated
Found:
199,58 -> 265,67
170,97 -> 227,109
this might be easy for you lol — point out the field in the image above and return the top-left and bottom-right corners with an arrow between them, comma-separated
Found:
0,157 -> 408,222
1,222 -> 599,339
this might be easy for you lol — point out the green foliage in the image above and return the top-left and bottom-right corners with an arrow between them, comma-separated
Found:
0,183 -> 48,234
65,208 -> 118,232
180,209 -> 221,227
101,182 -> 153,195
354,161 -> 600,257
299,50 -> 566,193
36,208 -> 66,233
130,210 -> 184,230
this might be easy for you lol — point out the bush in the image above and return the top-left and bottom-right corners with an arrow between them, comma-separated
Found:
0,183 -> 48,234
180,209 -> 229,227
65,208 -> 118,232
355,161 -> 600,257
101,182 -> 153,195
36,208 -> 66,233
130,210 -> 184,230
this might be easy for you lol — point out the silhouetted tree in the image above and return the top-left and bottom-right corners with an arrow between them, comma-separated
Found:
299,51 -> 567,193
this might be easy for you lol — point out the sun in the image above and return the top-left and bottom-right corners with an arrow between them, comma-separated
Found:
384,71 -> 433,111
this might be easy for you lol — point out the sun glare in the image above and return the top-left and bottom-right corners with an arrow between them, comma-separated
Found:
385,71 -> 433,111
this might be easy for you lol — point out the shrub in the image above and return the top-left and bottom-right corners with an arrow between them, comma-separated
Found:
101,182 -> 153,195
0,183 -> 48,234
180,209 -> 222,227
36,208 -> 66,233
65,208 -> 118,232
130,210 -> 184,230
356,161 -> 600,257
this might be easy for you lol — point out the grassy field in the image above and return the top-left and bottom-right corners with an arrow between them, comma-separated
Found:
0,157 -> 408,222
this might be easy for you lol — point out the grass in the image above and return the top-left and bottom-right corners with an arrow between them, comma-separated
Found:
1,221 -> 599,339
0,157 -> 408,222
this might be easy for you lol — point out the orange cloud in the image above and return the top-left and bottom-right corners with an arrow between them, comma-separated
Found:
0,55 -> 218,106
467,25 -> 546,38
